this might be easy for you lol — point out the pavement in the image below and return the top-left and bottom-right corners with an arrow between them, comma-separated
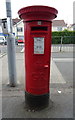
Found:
0,52 -> 73,119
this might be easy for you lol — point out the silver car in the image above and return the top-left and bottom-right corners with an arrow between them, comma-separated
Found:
0,36 -> 6,45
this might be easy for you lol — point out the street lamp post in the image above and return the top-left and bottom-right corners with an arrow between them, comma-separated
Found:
6,0 -> 17,86
60,36 -> 63,52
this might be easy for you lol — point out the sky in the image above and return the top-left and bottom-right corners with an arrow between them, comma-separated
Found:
0,0 -> 75,24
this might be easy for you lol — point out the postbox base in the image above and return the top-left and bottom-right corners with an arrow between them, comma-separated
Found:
25,92 -> 49,110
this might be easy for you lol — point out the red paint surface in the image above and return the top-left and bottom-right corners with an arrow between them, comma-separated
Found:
24,21 -> 52,95
18,39 -> 23,43
18,5 -> 58,21
18,6 -> 58,95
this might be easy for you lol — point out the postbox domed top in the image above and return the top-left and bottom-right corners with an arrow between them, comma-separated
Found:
18,5 -> 58,22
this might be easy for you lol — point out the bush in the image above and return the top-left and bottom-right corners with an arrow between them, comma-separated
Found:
52,31 -> 75,44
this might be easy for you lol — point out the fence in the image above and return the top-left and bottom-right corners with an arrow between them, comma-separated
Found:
52,36 -> 75,52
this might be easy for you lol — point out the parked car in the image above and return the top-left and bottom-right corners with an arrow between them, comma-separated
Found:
15,39 -> 18,45
4,38 -> 7,45
0,36 -> 6,45
3,37 -> 18,45
17,36 -> 24,43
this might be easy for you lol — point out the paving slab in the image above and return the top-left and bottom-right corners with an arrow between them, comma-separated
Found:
2,91 -> 73,118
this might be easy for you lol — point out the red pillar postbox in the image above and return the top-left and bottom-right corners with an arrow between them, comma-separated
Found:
18,6 -> 58,110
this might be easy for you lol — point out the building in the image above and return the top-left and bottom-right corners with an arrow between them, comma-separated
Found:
72,24 -> 75,31
52,20 -> 67,31
0,19 -> 2,33
12,18 -> 24,37
67,24 -> 73,31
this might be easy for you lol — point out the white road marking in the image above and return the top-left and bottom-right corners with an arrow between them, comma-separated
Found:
51,46 -> 74,52
53,58 -> 75,62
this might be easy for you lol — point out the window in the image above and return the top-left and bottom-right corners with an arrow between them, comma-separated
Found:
0,37 -> 4,40
57,27 -> 62,31
17,27 -> 23,32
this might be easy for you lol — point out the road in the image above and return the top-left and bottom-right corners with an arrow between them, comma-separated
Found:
52,52 -> 73,87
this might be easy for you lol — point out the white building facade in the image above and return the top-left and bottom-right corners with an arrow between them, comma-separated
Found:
13,20 -> 24,37
52,20 -> 67,31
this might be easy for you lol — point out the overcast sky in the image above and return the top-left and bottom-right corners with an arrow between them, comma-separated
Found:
0,0 -> 75,24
